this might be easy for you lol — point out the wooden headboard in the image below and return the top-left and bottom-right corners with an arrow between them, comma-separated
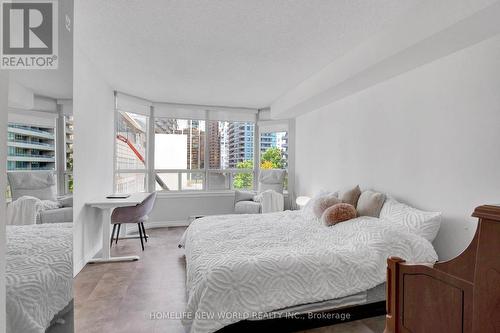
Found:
384,205 -> 500,333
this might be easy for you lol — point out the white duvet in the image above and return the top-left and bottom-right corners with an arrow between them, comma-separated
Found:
182,210 -> 438,333
6,223 -> 73,333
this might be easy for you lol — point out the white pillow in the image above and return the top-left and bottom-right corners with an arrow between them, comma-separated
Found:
301,190 -> 338,221
380,198 -> 441,242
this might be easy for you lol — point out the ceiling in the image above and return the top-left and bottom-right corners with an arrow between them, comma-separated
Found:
76,0 -> 420,108
10,0 -> 73,99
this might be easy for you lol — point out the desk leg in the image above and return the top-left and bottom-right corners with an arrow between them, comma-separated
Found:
88,208 -> 140,264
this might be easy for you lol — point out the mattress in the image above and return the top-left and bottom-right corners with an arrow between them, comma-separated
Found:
182,210 -> 438,333
264,283 -> 386,318
6,223 -> 73,333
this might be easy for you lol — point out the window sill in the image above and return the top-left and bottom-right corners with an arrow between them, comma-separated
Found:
156,190 -> 236,199
156,190 -> 289,199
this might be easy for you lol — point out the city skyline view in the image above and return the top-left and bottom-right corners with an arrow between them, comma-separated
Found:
115,112 -> 288,192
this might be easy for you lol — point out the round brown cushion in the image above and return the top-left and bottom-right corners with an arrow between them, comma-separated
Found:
312,194 -> 341,218
322,203 -> 357,226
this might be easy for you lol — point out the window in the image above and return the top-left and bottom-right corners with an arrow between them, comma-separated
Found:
152,119 -> 255,191
64,115 -> 74,194
260,131 -> 288,169
207,121 -> 255,190
154,118 -> 205,191
6,122 -> 56,171
6,115 -> 75,199
115,111 -> 148,193
260,130 -> 288,190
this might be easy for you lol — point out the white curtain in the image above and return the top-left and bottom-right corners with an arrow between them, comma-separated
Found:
115,92 -> 152,116
154,102 -> 257,122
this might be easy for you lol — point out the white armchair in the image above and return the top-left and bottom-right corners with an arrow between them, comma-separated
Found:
7,172 -> 73,223
234,169 -> 286,214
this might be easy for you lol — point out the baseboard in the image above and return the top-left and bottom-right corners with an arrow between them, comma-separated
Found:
147,220 -> 190,228
126,220 -> 190,233
75,241 -> 102,277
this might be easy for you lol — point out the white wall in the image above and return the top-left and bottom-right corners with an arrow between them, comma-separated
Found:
0,71 -> 9,333
73,47 -> 114,274
295,34 -> 500,261
148,193 -> 236,226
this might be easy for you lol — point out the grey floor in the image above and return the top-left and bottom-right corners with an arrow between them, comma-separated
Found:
46,306 -> 74,333
75,227 -> 386,333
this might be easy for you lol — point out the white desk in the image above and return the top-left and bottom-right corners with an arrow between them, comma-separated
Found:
86,192 -> 150,263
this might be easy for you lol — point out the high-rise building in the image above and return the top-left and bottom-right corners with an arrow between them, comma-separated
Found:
155,118 -> 178,134
115,112 -> 148,193
207,122 -> 221,169
277,132 -> 288,168
7,123 -> 56,171
259,132 -> 277,154
228,122 -> 254,168
156,119 -> 208,170
220,122 -> 229,169
180,120 -> 204,170
116,112 -> 147,170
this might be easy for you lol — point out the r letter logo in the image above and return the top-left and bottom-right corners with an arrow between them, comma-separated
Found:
1,0 -> 58,69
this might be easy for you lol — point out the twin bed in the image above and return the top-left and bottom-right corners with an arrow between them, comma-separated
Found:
181,205 -> 439,333
6,223 -> 73,333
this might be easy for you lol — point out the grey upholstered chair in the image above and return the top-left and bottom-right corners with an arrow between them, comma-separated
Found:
234,169 -> 287,214
111,192 -> 157,251
7,171 -> 73,223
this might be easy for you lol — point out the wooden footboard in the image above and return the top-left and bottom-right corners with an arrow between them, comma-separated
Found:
384,205 -> 500,333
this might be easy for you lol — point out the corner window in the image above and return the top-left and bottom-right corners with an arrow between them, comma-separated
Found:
113,93 -> 266,194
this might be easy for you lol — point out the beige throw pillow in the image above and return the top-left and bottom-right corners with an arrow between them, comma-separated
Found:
340,185 -> 362,207
357,190 -> 386,217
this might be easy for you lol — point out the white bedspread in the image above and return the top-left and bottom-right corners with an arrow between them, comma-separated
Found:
182,211 -> 438,333
6,223 -> 73,333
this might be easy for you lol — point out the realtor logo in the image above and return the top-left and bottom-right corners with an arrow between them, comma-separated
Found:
1,0 -> 58,69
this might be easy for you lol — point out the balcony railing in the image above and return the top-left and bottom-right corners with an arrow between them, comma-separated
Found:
9,125 -> 54,135
7,166 -> 55,171
8,139 -> 55,148
9,151 -> 54,157
9,130 -> 55,141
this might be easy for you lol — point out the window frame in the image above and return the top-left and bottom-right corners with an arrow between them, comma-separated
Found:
152,117 -> 256,192
257,122 -> 290,192
113,110 -> 150,193
6,112 -> 74,200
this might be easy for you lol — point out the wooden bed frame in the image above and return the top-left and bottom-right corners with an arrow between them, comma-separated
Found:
385,205 -> 500,333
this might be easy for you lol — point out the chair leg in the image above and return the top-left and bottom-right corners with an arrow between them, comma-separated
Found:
141,222 -> 147,242
115,224 -> 121,244
137,223 -> 145,251
110,224 -> 117,248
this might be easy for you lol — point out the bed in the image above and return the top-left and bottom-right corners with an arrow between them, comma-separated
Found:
6,223 -> 73,333
181,210 -> 438,333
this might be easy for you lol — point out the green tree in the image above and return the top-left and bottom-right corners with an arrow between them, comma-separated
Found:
261,147 -> 284,169
233,160 -> 253,189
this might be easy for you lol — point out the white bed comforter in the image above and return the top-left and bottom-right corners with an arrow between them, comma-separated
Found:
6,223 -> 73,333
183,211 -> 438,333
